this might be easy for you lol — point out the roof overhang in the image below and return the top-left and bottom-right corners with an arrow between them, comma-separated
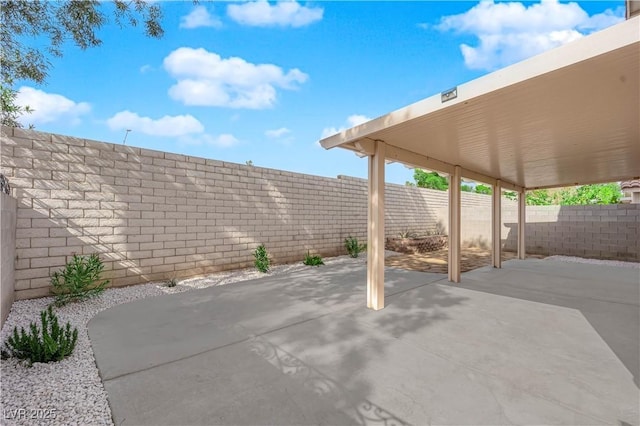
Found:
320,16 -> 640,190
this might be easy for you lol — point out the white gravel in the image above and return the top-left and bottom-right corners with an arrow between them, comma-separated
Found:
1,252 -> 636,425
545,255 -> 640,269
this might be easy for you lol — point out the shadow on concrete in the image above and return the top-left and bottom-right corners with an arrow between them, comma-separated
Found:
89,264 -> 462,425
89,260 -> 640,425
248,335 -> 409,425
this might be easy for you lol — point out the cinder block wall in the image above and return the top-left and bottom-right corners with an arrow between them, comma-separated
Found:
1,192 -> 17,327
338,175 -> 450,239
503,204 -> 640,260
0,128 -> 449,299
2,128 -> 637,300
340,175 -> 512,245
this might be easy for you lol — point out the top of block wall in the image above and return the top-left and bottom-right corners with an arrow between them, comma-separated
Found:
1,127 -> 347,183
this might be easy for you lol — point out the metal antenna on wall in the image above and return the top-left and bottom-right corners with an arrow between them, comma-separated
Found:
122,129 -> 132,145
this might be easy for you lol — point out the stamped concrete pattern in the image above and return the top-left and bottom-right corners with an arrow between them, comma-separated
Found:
89,260 -> 639,425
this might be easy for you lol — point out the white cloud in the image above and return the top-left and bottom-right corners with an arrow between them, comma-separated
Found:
106,110 -> 204,137
320,114 -> 371,140
265,127 -> 293,144
179,133 -> 240,148
346,115 -> 371,127
435,0 -> 624,71
164,47 -> 308,109
227,1 -> 323,28
265,127 -> 291,138
140,64 -> 153,73
579,7 -> 625,31
180,5 -> 222,29
15,86 -> 90,126
107,110 -> 238,148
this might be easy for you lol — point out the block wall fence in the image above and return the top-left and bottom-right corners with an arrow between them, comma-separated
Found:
0,127 -> 638,301
1,192 -> 17,326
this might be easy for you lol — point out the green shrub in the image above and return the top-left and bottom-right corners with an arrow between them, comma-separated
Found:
51,254 -> 109,306
399,229 -> 417,239
303,251 -> 324,266
1,306 -> 78,365
254,244 -> 270,273
344,236 -> 367,258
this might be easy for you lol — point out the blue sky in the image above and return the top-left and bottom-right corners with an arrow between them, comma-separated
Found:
14,0 -> 625,184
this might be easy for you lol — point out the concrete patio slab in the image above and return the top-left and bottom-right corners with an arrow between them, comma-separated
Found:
89,264 -> 441,381
451,259 -> 640,385
88,260 -> 639,425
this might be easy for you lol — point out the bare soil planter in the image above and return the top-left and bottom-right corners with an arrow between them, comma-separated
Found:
385,235 -> 447,254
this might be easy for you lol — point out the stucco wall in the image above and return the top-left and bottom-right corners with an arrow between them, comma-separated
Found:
1,192 -> 17,327
1,127 -> 637,300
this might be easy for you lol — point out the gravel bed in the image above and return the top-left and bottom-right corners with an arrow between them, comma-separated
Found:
1,252 -> 635,425
546,255 -> 640,269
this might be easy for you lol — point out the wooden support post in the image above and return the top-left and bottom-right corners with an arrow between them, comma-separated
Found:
448,166 -> 461,283
367,141 -> 385,310
518,190 -> 526,259
492,179 -> 502,268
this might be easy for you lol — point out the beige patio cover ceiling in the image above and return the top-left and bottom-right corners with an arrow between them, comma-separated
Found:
320,16 -> 640,190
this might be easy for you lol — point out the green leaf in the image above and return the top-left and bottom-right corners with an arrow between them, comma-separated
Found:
254,244 -> 270,273
412,170 -> 448,191
51,254 -> 108,306
0,306 -> 78,365
1,0 -> 165,127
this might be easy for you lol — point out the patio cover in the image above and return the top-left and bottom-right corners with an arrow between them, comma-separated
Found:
319,16 -> 639,310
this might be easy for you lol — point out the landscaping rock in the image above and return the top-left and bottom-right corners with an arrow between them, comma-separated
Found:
385,235 -> 448,254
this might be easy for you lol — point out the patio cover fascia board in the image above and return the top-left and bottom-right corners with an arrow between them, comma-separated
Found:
320,16 -> 640,191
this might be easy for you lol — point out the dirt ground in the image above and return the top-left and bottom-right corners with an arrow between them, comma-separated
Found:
386,247 -> 546,274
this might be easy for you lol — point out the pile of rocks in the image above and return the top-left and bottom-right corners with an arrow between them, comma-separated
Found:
385,235 -> 448,254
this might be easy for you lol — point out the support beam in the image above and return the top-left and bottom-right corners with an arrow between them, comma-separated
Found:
384,143 -> 455,175
462,168 -> 496,187
448,165 -> 461,283
347,140 -> 526,193
518,190 -> 526,259
460,168 -> 523,192
354,139 -> 375,156
497,180 -> 523,193
492,180 -> 502,268
526,175 -> 640,191
367,141 -> 386,310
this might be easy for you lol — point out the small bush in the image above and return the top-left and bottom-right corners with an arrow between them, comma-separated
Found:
399,229 -> 417,239
51,254 -> 109,306
254,244 -> 270,273
1,306 -> 78,365
344,236 -> 367,258
166,278 -> 177,288
303,251 -> 324,266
